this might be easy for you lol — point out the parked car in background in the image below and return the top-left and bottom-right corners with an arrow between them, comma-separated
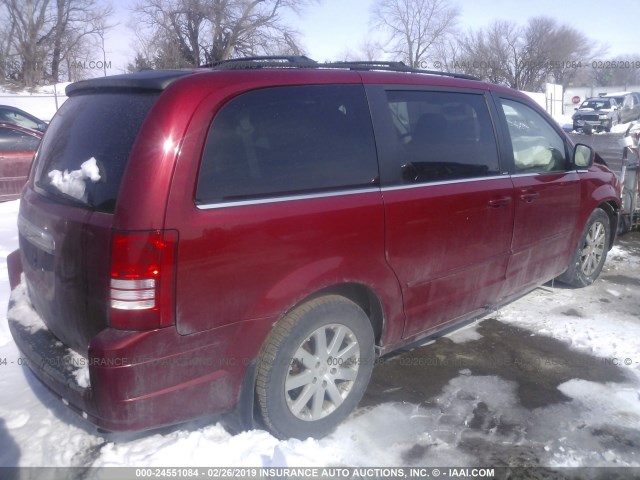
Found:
0,105 -> 48,132
7,58 -> 621,440
602,92 -> 640,124
572,97 -> 619,132
0,122 -> 42,201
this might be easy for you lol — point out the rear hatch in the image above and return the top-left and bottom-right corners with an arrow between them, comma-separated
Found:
18,84 -> 166,354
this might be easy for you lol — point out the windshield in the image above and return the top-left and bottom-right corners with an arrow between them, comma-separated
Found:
579,100 -> 613,110
0,108 -> 42,131
33,92 -> 159,212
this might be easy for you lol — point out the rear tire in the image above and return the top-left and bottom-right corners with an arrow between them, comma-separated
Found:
255,295 -> 375,439
557,208 -> 610,287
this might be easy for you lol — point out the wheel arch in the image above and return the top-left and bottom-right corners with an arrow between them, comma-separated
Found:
227,281 -> 386,434
598,200 -> 619,249
298,282 -> 385,346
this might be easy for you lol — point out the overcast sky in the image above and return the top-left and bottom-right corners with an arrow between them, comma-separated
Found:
105,0 -> 637,74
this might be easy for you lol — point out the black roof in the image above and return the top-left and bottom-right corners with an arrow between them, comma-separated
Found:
65,70 -> 195,96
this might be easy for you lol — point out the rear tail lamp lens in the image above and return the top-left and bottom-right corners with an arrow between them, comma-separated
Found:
109,230 -> 178,330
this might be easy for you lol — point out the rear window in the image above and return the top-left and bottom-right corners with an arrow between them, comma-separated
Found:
196,85 -> 379,204
33,92 -> 159,212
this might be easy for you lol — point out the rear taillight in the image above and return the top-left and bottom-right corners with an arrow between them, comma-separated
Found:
109,230 -> 178,330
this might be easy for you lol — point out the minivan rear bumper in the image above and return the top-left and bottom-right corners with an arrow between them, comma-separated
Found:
7,253 -> 270,431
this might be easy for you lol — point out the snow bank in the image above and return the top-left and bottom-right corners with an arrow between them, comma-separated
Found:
0,83 -> 71,121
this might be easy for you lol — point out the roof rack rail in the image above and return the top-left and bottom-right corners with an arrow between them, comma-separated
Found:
202,56 -> 480,81
204,55 -> 318,69
325,60 -> 410,70
320,60 -> 479,80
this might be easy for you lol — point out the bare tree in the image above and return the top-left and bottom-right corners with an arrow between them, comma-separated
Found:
0,7 -> 7,58
0,0 -> 115,86
131,0 -> 317,69
64,37 -> 93,81
0,5 -> 16,82
433,36 -> 460,71
537,21 -> 591,86
456,21 -> 518,84
42,1 -> 115,82
92,9 -> 118,77
370,0 -> 459,68
134,0 -> 205,67
126,30 -> 160,72
458,16 -> 599,91
2,0 -> 50,87
336,39 -> 384,62
587,55 -> 640,88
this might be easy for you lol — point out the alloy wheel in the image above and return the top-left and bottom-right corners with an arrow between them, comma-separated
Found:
580,221 -> 606,276
285,324 -> 360,421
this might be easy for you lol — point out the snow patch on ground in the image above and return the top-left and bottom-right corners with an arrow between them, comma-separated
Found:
498,286 -> 640,379
445,323 -> 483,344
88,372 -> 640,467
612,122 -> 632,134
610,245 -> 640,264
558,380 -> 640,426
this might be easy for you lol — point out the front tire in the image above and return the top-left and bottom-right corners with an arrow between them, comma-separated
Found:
255,295 -> 375,439
557,208 -> 611,287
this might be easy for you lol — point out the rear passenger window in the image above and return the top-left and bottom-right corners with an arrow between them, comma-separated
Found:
500,99 -> 568,173
196,85 -> 378,204
385,91 -> 500,184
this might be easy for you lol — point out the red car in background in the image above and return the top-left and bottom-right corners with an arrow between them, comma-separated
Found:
0,122 -> 42,201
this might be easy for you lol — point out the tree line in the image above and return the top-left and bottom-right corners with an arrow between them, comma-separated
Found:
0,0 -> 637,91
0,0 -> 112,87
364,0 -> 639,91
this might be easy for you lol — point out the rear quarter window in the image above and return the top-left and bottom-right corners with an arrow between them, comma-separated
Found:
33,92 -> 159,212
196,84 -> 379,204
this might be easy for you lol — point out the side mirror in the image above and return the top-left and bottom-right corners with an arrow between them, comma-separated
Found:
574,144 -> 594,169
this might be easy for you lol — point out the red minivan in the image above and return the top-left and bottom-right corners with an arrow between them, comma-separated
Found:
7,58 -> 620,439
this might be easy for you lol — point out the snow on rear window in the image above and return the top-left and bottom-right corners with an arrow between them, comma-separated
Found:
47,157 -> 101,202
34,92 -> 158,212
